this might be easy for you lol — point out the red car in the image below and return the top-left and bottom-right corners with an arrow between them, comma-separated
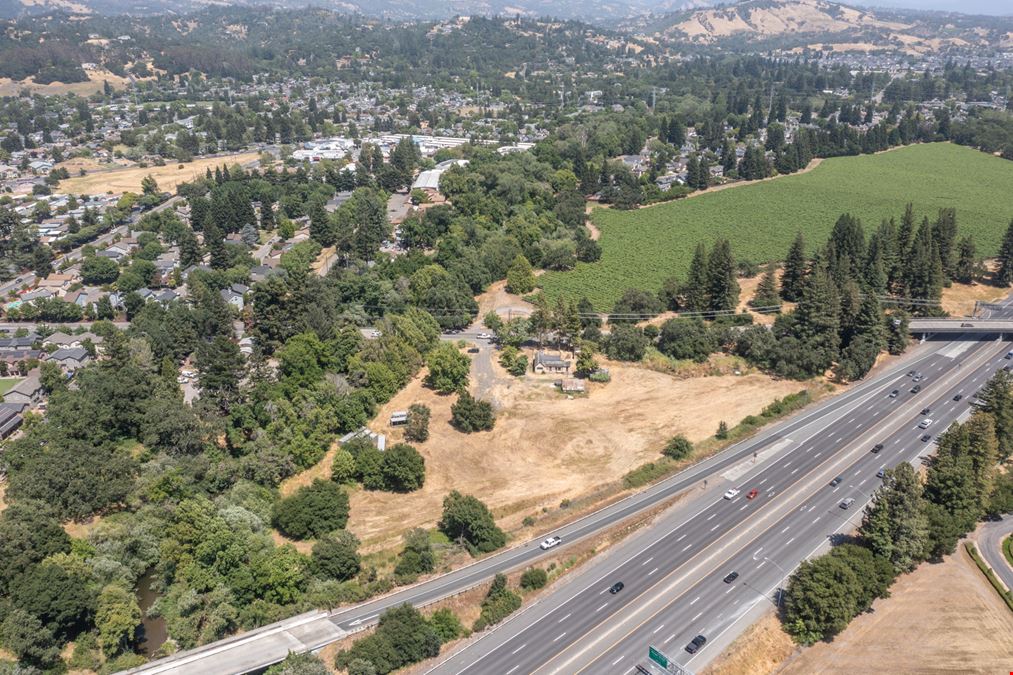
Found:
746,488 -> 759,500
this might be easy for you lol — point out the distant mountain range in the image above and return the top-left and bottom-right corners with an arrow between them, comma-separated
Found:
0,0 -> 716,22
627,0 -> 1013,52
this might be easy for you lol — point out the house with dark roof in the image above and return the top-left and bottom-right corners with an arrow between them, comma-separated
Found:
3,373 -> 43,406
50,347 -> 90,372
0,403 -> 24,439
533,351 -> 571,375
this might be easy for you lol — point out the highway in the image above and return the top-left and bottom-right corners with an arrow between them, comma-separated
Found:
429,331 -> 1013,675
131,325 -> 1006,674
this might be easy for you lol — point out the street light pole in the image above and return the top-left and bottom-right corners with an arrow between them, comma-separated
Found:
753,552 -> 789,606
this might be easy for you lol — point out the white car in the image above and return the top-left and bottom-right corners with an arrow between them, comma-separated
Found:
539,536 -> 561,550
369,330 -> 382,338
918,418 -> 933,429
477,332 -> 492,340
723,488 -> 740,500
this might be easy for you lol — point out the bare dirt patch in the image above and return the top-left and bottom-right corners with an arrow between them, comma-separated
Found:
59,152 -> 261,195
346,363 -> 803,550
0,69 -> 138,97
941,276 -> 1007,318
475,280 -> 534,319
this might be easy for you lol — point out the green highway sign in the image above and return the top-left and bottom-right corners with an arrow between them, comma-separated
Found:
649,645 -> 670,670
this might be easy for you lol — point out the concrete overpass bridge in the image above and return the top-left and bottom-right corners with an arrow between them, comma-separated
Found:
908,318 -> 1013,337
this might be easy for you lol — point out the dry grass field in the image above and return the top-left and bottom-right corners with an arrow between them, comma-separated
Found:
704,543 -> 1013,675
58,152 -> 262,195
0,69 -> 136,97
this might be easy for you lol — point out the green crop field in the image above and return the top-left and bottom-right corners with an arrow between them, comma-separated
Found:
541,143 -> 1013,310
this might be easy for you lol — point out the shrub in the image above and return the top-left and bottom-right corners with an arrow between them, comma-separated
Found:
519,567 -> 548,591
394,528 -> 436,581
334,604 -> 441,675
662,435 -> 693,460
272,479 -> 350,540
438,491 -> 506,555
312,531 -> 361,581
428,608 -> 467,643
716,421 -> 729,439
381,443 -> 426,492
451,391 -> 495,432
331,449 -> 357,483
405,404 -> 430,443
473,574 -> 522,631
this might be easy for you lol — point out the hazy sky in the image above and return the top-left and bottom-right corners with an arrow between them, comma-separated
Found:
853,0 -> 1012,15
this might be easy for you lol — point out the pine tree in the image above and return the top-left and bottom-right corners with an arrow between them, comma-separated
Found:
781,232 -> 807,302
994,219 -> 1013,287
684,243 -> 710,312
953,235 -> 978,284
750,264 -> 781,311
707,239 -> 738,313
792,260 -> 841,370
685,154 -> 700,190
897,203 -> 916,258
859,463 -> 928,573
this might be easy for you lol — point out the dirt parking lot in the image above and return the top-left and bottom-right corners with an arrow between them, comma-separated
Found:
705,542 -> 1013,675
345,361 -> 803,550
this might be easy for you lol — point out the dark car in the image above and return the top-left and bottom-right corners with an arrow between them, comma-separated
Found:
910,385 -> 921,394
830,476 -> 843,487
921,407 -> 931,415
723,571 -> 739,584
961,322 -> 974,327
921,434 -> 932,442
889,389 -> 900,398
609,582 -> 624,594
685,635 -> 707,654
871,443 -> 884,454
907,370 -> 916,377
953,394 -> 963,401
467,347 -> 480,354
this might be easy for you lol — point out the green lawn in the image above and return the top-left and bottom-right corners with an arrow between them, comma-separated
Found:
541,143 -> 1013,309
0,378 -> 20,395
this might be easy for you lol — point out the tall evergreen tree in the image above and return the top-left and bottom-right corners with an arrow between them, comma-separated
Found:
792,260 -> 840,371
953,235 -> 979,284
994,218 -> 1013,287
897,203 -> 916,259
706,239 -> 738,312
684,243 -> 710,312
781,232 -> 807,302
750,264 -> 781,310
858,462 -> 928,572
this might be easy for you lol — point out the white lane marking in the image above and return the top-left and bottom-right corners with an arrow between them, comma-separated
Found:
836,435 -> 843,442
894,439 -> 901,444
595,603 -> 608,613
692,612 -> 703,622
814,452 -> 822,457
558,613 -> 571,623
756,560 -> 766,569
787,537 -> 796,546
507,666 -> 520,675
676,534 -> 687,542
663,634 -> 675,645
781,525 -> 790,534
847,417 -> 855,424
649,567 -> 659,576
740,504 -> 749,511
783,461 -> 793,467
833,486 -> 841,493
682,544 -> 693,552
641,556 -> 654,566
707,513 -> 717,521
511,644 -> 527,655
758,478 -> 768,485
710,524 -> 721,532
553,632 -> 566,643
854,469 -> 862,476
791,468 -> 800,475
866,404 -> 875,411
725,586 -> 735,595
812,516 -> 821,524
859,479 -> 868,486
653,624 -> 665,635
611,655 -> 624,666
690,596 -> 700,605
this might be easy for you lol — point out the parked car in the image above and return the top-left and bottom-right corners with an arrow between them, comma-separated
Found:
477,332 -> 492,340
539,536 -> 561,550
839,498 -> 856,510
685,635 -> 707,654
723,488 -> 740,500
723,571 -> 739,584
467,347 -> 480,353
609,582 -> 624,594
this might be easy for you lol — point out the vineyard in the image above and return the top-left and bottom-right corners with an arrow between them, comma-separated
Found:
540,143 -> 1013,310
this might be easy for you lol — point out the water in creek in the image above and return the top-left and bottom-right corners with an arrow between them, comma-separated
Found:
135,569 -> 168,656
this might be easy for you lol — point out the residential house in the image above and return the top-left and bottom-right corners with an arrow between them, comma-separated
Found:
533,351 -> 571,375
50,347 -> 90,372
3,373 -> 43,406
220,283 -> 249,311
0,349 -> 44,367
0,403 -> 25,439
0,335 -> 38,351
37,273 -> 76,296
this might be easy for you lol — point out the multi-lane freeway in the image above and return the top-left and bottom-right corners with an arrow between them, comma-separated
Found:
131,320 -> 1013,675
429,330 -> 1013,675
